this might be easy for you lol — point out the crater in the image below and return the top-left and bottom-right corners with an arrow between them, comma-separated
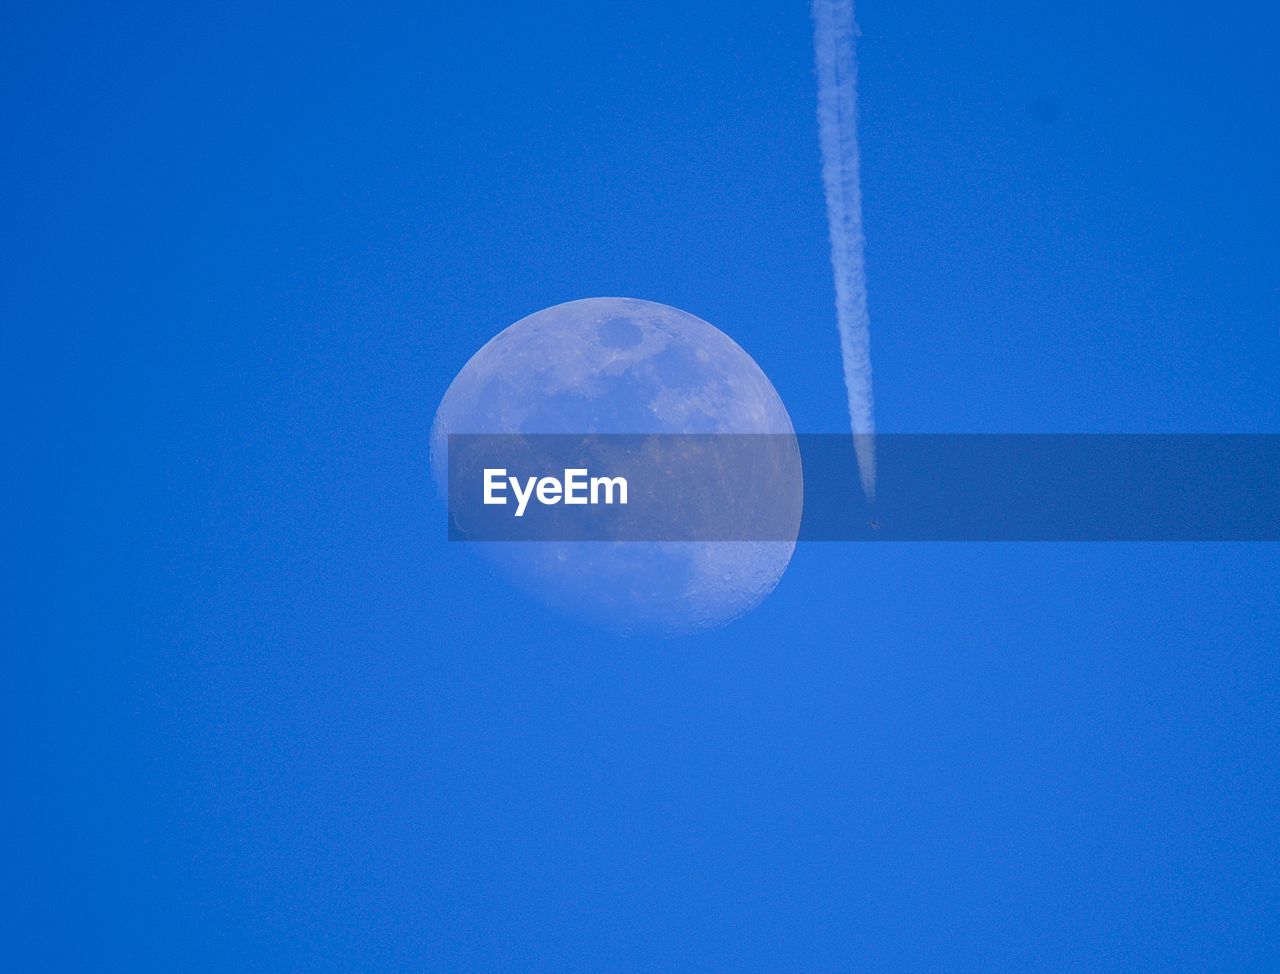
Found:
598,316 -> 643,349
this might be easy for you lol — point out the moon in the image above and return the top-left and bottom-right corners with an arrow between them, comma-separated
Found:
430,297 -> 802,634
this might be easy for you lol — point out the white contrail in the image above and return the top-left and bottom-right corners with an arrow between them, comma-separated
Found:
812,0 -> 876,501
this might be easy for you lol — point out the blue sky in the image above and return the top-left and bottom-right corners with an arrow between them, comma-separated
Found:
7,1 -> 1279,969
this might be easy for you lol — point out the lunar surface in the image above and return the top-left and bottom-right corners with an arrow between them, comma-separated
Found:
431,297 -> 802,634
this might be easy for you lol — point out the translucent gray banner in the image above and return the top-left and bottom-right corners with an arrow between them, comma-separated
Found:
446,435 -> 1280,541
